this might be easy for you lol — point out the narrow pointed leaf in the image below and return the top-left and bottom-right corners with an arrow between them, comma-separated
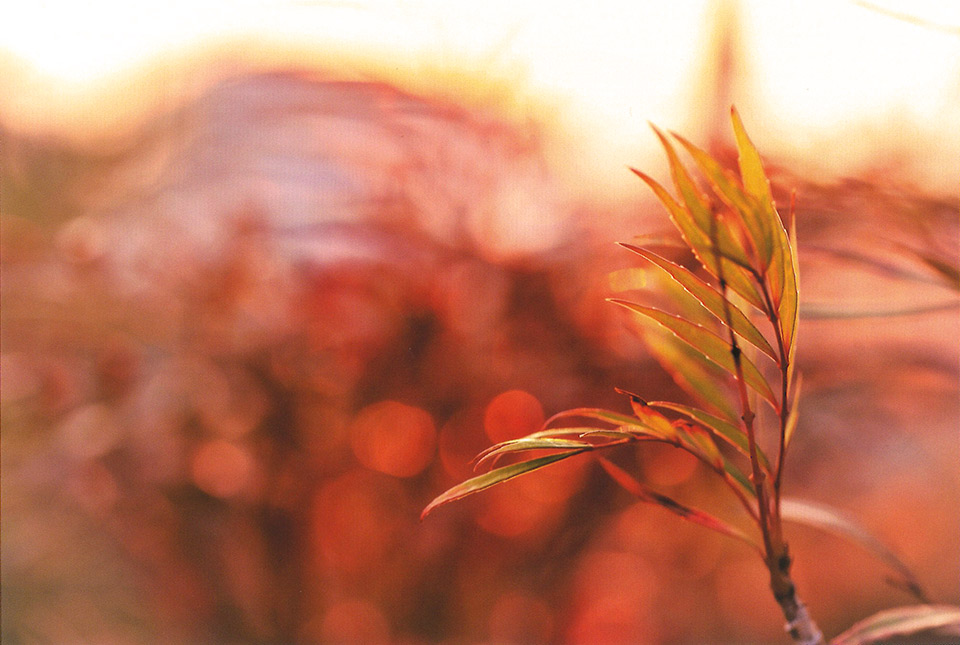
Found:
544,407 -> 640,430
579,427 -> 663,442
610,300 -> 778,409
474,437 -> 595,470
831,605 -> 960,645
616,388 -> 677,439
597,457 -> 761,550
642,324 -> 740,422
649,401 -> 772,473
649,125 -> 714,232
631,169 -> 765,311
781,498 -> 926,601
673,133 -> 773,268
781,213 -> 800,362
621,244 -> 777,362
422,450 -> 588,519
730,107 -> 775,213
729,107 -> 780,270
675,423 -> 724,469
653,127 -> 763,272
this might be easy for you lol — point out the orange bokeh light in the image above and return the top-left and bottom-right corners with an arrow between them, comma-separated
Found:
483,389 -> 544,445
350,401 -> 436,478
190,439 -> 254,499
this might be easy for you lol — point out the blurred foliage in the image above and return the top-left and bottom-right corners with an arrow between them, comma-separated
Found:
1,69 -> 958,644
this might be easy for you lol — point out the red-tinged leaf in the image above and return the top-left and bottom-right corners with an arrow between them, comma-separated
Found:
597,457 -> 761,550
616,388 -> 677,439
781,498 -> 926,601
474,437 -> 596,470
673,132 -> 773,269
610,300 -> 779,409
544,408 -> 639,430
649,401 -> 772,473
632,168 -> 765,310
621,244 -> 777,363
422,450 -> 589,519
642,324 -> 740,422
831,605 -> 960,645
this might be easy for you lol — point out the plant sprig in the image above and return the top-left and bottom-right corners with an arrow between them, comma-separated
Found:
422,108 -> 947,644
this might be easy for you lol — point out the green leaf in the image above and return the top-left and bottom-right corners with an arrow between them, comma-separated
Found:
620,244 -> 777,363
673,132 -> 773,269
831,605 -> 960,645
674,423 -> 723,469
421,450 -> 589,519
544,407 -> 640,429
729,107 -> 779,270
597,457 -> 761,550
641,324 -> 740,422
781,498 -> 926,601
648,401 -> 772,473
474,437 -> 596,470
781,213 -> 800,363
730,107 -> 775,214
649,125 -> 714,233
632,166 -> 764,310
610,299 -> 778,409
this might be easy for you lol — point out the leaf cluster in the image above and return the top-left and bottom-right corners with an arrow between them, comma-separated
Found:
422,108 -> 954,643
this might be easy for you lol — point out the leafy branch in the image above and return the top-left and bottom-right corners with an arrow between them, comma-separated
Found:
421,108 -> 956,644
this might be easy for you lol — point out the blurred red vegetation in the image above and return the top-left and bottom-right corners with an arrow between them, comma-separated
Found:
1,65 -> 957,644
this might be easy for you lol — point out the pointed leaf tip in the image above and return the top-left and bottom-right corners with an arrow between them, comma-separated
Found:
421,450 -> 589,520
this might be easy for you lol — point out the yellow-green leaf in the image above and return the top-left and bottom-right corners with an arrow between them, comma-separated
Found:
673,132 -> 773,268
649,400 -> 772,473
642,324 -> 740,422
610,299 -> 778,409
422,450 -> 588,519
544,407 -> 640,430
621,244 -> 777,363
730,107 -> 777,220
474,437 -> 595,470
632,168 -> 765,309
783,372 -> 803,450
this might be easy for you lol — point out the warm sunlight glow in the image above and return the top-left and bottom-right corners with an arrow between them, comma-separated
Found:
2,0 -> 958,191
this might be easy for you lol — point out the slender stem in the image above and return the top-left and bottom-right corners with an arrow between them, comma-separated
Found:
710,216 -> 775,559
759,280 -> 791,513
712,215 -> 823,645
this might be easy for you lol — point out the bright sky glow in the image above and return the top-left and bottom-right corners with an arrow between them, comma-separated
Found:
2,0 -> 958,191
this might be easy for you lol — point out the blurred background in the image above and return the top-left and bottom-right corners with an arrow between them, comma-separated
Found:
1,1 -> 958,643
